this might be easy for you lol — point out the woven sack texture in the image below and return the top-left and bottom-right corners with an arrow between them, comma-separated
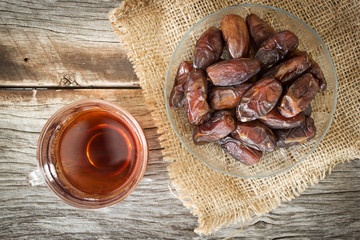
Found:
109,0 -> 360,234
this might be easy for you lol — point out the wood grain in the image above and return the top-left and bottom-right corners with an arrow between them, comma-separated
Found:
0,0 -> 138,87
0,89 -> 359,239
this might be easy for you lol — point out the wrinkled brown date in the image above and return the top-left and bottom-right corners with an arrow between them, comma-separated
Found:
255,30 -> 299,70
231,121 -> 276,152
184,69 -> 211,125
237,77 -> 282,122
278,73 -> 319,118
245,14 -> 276,50
276,117 -> 316,148
169,61 -> 193,109
221,14 -> 250,58
307,58 -> 327,92
193,111 -> 236,144
206,58 -> 261,86
263,51 -> 311,84
193,27 -> 223,70
218,136 -> 262,166
259,107 -> 306,129
209,83 -> 252,110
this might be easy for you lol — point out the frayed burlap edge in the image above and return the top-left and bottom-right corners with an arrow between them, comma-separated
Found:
109,0 -> 360,235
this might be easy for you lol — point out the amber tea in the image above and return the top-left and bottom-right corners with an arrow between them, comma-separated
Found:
33,100 -> 148,208
55,109 -> 140,196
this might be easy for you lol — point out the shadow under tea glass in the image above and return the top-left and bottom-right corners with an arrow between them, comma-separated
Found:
27,99 -> 148,209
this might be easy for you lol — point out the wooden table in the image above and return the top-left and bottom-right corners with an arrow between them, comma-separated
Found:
1,1 -> 359,239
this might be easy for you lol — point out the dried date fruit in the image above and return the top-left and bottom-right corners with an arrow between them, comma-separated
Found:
263,51 -> 311,84
209,83 -> 252,110
245,14 -> 276,50
206,58 -> 261,86
237,77 -> 282,122
231,121 -> 276,152
255,30 -> 299,70
276,117 -> 316,148
288,48 -> 301,57
193,111 -> 236,144
194,27 -> 223,69
259,108 -> 305,129
218,136 -> 262,166
184,69 -> 211,125
169,61 -> 193,109
303,104 -> 312,117
307,58 -> 327,92
221,14 -> 250,58
177,14 -> 324,164
278,73 -> 319,118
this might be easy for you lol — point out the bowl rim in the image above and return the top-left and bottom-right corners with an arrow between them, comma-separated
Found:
164,4 -> 338,179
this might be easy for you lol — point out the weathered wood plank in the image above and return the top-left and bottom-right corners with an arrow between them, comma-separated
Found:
0,0 -> 139,87
0,89 -> 359,239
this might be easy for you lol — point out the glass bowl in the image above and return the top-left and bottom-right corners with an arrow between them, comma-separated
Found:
165,4 -> 337,178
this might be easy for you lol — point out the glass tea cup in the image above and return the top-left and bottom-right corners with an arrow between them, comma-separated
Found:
27,99 -> 148,209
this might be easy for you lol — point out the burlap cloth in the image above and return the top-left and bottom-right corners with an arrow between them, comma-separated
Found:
109,0 -> 360,235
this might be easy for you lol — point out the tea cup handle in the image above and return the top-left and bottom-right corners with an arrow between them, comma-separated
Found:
27,169 -> 45,187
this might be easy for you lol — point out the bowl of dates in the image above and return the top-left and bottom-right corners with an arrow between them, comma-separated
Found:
165,4 -> 337,178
